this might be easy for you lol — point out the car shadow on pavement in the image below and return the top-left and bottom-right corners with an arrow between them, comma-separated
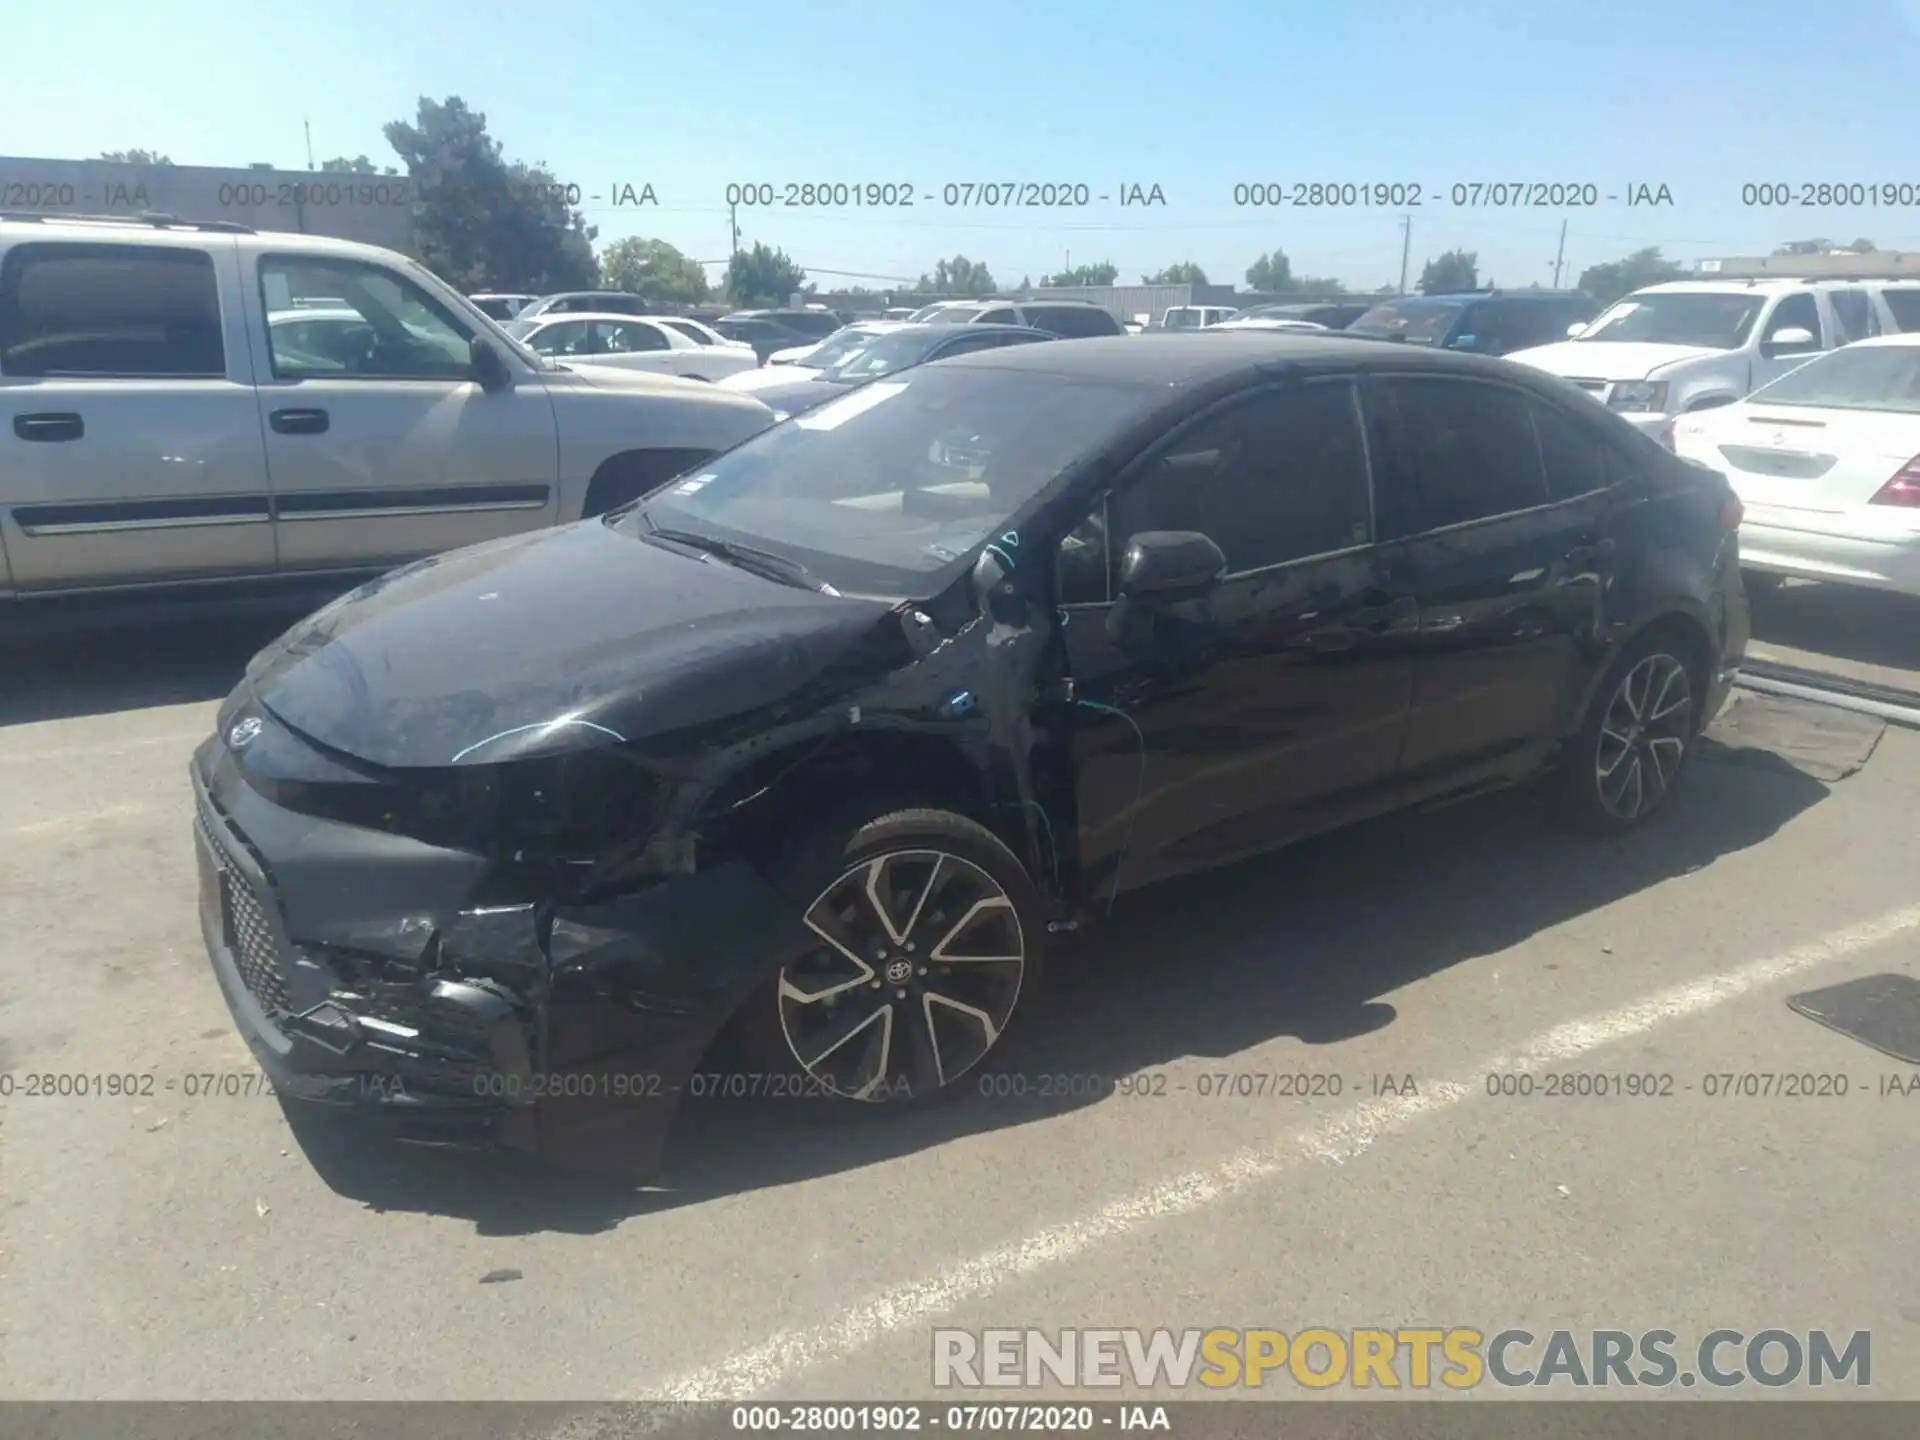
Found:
286,738 -> 1832,1236
0,597 -> 334,729
1748,581 -> 1920,676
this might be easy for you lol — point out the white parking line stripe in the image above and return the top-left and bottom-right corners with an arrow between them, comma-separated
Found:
616,903 -> 1920,1407
0,732 -> 204,765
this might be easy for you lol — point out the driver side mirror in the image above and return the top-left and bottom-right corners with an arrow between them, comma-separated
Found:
470,336 -> 513,392
1118,530 -> 1226,601
1762,326 -> 1816,356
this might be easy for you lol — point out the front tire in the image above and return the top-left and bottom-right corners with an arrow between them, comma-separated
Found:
1557,630 -> 1700,835
741,807 -> 1044,1108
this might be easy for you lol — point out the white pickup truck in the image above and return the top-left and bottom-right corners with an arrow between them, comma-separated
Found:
0,215 -> 777,610
1508,278 -> 1920,441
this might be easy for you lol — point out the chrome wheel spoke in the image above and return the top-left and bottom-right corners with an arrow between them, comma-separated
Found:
1648,735 -> 1686,783
928,895 -> 1017,961
798,1001 -> 890,1075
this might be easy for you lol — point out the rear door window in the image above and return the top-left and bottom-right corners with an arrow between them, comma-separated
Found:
1381,376 -> 1550,528
0,242 -> 226,378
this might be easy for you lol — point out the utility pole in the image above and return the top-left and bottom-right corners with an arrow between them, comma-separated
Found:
1551,218 -> 1568,287
729,202 -> 740,259
1398,215 -> 1413,294
304,120 -> 315,171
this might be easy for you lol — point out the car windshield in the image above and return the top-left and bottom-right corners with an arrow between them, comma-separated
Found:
616,366 -> 1149,595
794,327 -> 878,367
662,320 -> 714,345
818,330 -> 941,381
1746,343 -> 1920,412
919,306 -> 984,325
1161,308 -> 1205,329
1579,292 -> 1764,349
1350,298 -> 1467,344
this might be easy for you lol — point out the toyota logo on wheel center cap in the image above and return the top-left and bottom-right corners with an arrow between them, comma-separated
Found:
884,959 -> 913,984
228,716 -> 264,749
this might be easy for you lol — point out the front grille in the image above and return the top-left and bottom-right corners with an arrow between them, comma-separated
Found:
196,797 -> 293,1014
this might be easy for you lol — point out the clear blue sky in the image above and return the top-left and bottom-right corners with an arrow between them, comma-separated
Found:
8,0 -> 1920,292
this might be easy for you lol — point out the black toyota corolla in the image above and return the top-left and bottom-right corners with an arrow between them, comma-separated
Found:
193,334 -> 1749,1175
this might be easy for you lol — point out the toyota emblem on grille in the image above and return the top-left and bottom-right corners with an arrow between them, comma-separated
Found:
228,716 -> 264,749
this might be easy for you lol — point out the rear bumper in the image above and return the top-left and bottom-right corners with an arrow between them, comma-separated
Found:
190,739 -> 815,1176
1738,514 -> 1920,597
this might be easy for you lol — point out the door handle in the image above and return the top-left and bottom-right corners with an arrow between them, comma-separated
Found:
13,412 -> 84,442
269,408 -> 330,435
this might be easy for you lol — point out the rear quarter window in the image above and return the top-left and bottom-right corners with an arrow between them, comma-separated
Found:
0,242 -> 226,378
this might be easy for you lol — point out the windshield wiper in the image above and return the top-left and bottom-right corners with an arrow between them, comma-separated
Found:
640,512 -> 838,593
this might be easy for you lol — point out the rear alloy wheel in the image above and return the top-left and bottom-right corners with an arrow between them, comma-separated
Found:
1561,640 -> 1697,833
1594,652 -> 1692,821
781,847 -> 1027,1101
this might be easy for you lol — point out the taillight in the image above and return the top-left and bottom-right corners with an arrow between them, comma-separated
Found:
1720,494 -> 1745,531
1869,455 -> 1920,507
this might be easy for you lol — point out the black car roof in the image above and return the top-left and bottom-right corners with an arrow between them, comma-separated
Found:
929,330 -> 1541,386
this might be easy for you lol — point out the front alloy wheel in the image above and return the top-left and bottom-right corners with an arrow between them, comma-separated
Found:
778,848 -> 1027,1102
1593,652 -> 1693,822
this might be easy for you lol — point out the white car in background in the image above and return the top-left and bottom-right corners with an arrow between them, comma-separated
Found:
517,312 -> 758,381
1671,334 -> 1920,597
766,320 -> 907,369
724,322 -> 904,391
652,316 -> 755,354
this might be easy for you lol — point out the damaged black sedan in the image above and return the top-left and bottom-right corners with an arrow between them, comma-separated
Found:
193,334 -> 1749,1176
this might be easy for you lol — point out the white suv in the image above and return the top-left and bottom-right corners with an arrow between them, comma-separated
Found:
1507,278 -> 1920,440
0,216 -> 776,609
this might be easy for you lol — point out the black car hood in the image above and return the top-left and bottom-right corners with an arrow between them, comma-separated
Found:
244,520 -> 898,770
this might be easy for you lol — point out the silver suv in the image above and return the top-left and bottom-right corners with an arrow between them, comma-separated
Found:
0,215 -> 775,609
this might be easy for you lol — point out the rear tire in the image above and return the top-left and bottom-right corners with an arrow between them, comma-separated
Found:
1556,627 -> 1702,835
734,806 -> 1045,1110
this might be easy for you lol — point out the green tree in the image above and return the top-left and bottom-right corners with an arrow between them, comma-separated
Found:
600,237 -> 710,304
383,96 -> 598,292
725,242 -> 808,307
1850,237 -> 1877,253
914,256 -> 997,295
98,149 -> 172,165
1575,246 -> 1686,308
1245,250 -> 1292,291
1775,238 -> 1831,255
1044,261 -> 1118,287
1417,249 -> 1478,294
1143,261 -> 1208,285
320,154 -> 400,176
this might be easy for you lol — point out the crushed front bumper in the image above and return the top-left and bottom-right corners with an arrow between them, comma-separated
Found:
190,739 -> 814,1177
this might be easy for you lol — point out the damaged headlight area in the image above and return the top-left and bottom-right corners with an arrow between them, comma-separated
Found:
238,733 -> 680,888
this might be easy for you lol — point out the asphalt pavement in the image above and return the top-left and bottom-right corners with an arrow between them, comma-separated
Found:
0,595 -> 1915,1411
